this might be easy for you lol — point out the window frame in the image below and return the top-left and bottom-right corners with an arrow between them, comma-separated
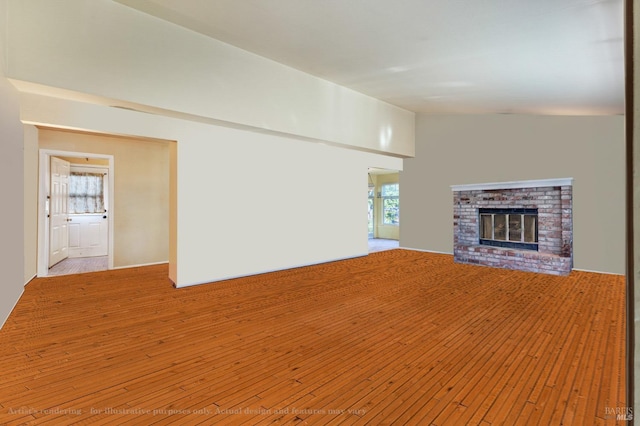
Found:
381,183 -> 400,226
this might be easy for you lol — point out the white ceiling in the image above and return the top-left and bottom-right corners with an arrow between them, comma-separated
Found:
116,0 -> 624,115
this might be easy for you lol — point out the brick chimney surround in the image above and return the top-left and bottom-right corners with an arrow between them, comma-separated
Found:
451,178 -> 573,275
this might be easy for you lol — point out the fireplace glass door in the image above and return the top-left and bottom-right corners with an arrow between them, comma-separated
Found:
479,208 -> 538,250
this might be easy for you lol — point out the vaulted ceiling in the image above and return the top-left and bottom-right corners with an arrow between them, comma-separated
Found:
116,0 -> 624,115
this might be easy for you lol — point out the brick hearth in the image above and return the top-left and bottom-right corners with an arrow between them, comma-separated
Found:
451,179 -> 573,275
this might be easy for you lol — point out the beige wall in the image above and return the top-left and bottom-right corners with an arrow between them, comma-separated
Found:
0,0 -> 26,328
401,114 -> 625,274
35,129 -> 171,269
59,156 -> 109,166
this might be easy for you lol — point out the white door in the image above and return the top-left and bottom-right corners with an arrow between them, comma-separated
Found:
49,157 -> 70,267
68,215 -> 109,257
68,167 -> 109,258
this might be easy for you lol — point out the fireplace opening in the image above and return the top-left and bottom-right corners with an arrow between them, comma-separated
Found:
479,208 -> 538,251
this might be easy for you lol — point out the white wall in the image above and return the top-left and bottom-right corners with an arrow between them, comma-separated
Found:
20,93 -> 402,287
5,0 -> 414,158
401,114 -> 625,274
0,0 -> 26,327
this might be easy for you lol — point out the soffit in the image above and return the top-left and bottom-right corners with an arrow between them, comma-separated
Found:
115,0 -> 624,115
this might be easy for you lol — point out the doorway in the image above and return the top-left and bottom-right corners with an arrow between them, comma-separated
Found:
38,150 -> 114,277
367,167 -> 400,252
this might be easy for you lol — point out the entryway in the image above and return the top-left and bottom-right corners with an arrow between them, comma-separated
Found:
367,167 -> 400,253
38,150 -> 114,277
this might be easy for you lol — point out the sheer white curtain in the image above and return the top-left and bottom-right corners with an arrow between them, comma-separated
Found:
69,172 -> 105,214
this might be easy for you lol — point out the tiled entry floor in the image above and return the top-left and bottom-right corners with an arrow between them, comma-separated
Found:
48,256 -> 108,277
368,238 -> 399,253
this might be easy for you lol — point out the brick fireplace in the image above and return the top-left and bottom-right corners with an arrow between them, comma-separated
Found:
451,178 -> 573,275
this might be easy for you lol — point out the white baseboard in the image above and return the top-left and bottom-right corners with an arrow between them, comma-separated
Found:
399,247 -> 453,255
24,274 -> 37,286
403,248 -> 622,276
572,268 -> 624,276
0,288 -> 24,330
112,261 -> 169,270
175,253 -> 367,288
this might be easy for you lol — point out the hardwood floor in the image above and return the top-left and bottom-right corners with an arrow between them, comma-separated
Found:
0,250 -> 626,425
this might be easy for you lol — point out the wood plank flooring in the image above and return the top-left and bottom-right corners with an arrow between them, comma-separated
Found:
0,250 -> 626,425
